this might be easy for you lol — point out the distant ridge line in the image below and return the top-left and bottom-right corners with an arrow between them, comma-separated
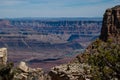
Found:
3,17 -> 103,21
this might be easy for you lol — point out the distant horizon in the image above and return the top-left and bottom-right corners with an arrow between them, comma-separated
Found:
1,16 -> 103,19
0,0 -> 120,18
0,16 -> 103,19
0,17 -> 103,21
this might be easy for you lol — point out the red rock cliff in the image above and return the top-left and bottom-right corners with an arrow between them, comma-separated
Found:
100,5 -> 120,41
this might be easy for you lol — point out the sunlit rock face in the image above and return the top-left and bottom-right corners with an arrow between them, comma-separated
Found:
0,48 -> 7,65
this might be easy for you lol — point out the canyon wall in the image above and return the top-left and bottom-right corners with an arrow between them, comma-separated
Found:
100,5 -> 120,41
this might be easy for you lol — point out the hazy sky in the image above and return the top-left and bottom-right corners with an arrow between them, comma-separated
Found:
0,0 -> 120,18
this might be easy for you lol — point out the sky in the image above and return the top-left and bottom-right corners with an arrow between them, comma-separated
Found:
0,0 -> 120,18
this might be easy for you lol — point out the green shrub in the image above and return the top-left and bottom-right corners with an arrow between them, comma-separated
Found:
88,39 -> 120,80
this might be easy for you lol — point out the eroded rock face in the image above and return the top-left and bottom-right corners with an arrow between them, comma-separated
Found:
49,63 -> 91,80
100,5 -> 120,41
13,61 -> 49,80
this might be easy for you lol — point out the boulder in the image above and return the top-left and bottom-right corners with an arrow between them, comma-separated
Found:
14,61 -> 47,80
18,61 -> 29,72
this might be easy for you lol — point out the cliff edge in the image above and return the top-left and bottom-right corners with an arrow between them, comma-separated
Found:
100,5 -> 120,41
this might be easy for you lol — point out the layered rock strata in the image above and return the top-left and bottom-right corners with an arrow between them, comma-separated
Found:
100,5 -> 120,41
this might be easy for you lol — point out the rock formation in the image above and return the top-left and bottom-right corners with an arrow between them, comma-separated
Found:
18,61 -> 29,72
0,48 -> 7,65
75,5 -> 120,66
49,63 -> 91,80
0,50 -> 50,80
100,5 -> 120,41
13,61 -> 47,80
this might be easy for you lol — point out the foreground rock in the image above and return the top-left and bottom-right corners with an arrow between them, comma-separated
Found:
13,61 -> 50,80
18,61 -> 29,72
49,63 -> 91,80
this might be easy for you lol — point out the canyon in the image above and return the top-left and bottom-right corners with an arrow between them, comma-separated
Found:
0,18 -> 102,70
0,5 -> 119,80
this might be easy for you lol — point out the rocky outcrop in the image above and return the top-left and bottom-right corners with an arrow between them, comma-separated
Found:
74,5 -> 120,64
0,48 -> 7,65
13,61 -> 49,80
49,63 -> 91,80
100,5 -> 120,41
18,61 -> 29,72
